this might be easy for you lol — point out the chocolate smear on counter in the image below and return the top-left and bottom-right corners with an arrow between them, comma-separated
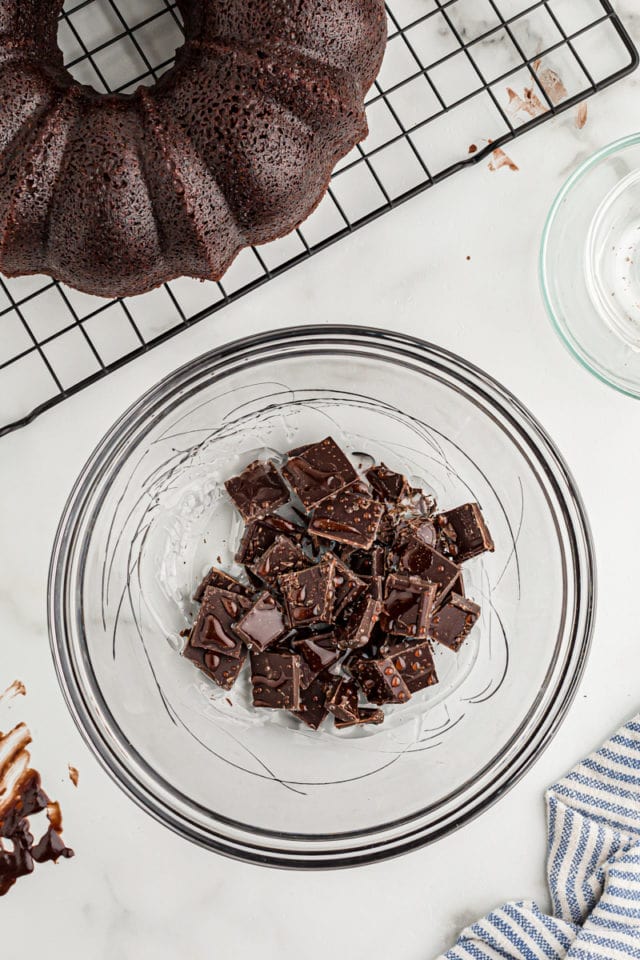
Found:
0,680 -> 26,702
0,722 -> 73,896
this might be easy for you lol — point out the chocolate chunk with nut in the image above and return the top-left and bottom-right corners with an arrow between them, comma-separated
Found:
337,592 -> 384,650
279,555 -> 336,627
183,639 -> 247,691
294,634 -> 339,687
293,674 -> 332,730
252,535 -> 310,585
326,678 -> 360,724
193,566 -> 247,602
308,489 -> 385,550
190,586 -> 250,658
380,574 -> 437,638
329,552 -> 367,615
283,436 -> 358,509
335,707 -> 385,729
386,641 -> 438,693
350,657 -> 411,705
365,463 -> 409,502
234,592 -> 288,652
430,594 -> 481,651
394,538 -> 460,601
436,503 -> 494,563
225,460 -> 289,521
250,651 -> 302,710
235,514 -> 304,564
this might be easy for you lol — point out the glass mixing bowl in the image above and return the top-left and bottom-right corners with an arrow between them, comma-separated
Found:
49,327 -> 594,867
541,134 -> 640,398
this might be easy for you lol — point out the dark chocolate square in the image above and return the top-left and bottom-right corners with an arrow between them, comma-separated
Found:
337,594 -> 384,650
183,639 -> 247,691
279,556 -> 336,627
430,594 -> 481,652
234,592 -> 288,652
350,657 -> 411,704
235,514 -> 304,564
326,679 -> 360,723
294,635 -> 339,688
225,460 -> 289,521
251,535 -> 310,585
190,586 -> 250,658
386,641 -> 438,693
365,463 -> 409,502
283,436 -> 358,509
335,707 -> 385,729
308,489 -> 385,550
292,674 -> 332,730
250,651 -> 302,710
436,503 -> 494,563
394,538 -> 460,600
380,574 -> 437,638
329,552 -> 367,615
193,566 -> 247,602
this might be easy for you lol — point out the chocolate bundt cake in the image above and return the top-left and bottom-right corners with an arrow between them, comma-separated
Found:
0,1 -> 387,298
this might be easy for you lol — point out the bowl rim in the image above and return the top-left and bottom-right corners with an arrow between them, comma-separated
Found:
48,325 -> 596,868
539,132 -> 640,399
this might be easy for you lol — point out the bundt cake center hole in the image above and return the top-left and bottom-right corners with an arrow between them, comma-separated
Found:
58,0 -> 185,93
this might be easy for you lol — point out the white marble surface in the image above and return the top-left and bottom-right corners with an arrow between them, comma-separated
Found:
3,3 -> 640,956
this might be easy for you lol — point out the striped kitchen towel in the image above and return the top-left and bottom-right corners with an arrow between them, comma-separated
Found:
440,714 -> 640,959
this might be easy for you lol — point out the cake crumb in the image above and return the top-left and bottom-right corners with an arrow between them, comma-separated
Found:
68,765 -> 79,787
576,102 -> 588,129
468,143 -> 477,154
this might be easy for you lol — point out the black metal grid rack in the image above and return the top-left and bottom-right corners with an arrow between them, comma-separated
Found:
0,0 -> 637,437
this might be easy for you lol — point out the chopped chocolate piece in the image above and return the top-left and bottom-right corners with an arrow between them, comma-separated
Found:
376,509 -> 397,546
292,674 -> 331,730
386,641 -> 438,693
190,586 -> 250,658
394,538 -> 460,600
183,639 -> 248,690
405,487 -> 437,516
279,556 -> 336,627
250,651 -> 302,710
343,544 -> 386,578
430,594 -> 481,652
283,436 -> 358,509
234,592 -> 288,652
381,574 -> 437,638
252,535 -> 310,585
294,635 -> 339,686
350,657 -> 411,704
367,575 -> 384,601
401,517 -> 438,548
193,566 -> 246,602
225,459 -> 289,521
337,593 -> 383,650
365,463 -> 409,502
445,570 -> 465,604
308,489 -> 385,550
326,679 -> 360,723
335,707 -> 385,729
436,503 -> 495,562
329,552 -> 367,615
235,514 -> 304,564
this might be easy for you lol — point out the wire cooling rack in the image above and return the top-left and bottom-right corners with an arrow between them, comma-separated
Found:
0,0 -> 637,437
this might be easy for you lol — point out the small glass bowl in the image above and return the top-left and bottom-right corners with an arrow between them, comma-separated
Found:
541,134 -> 640,398
48,327 -> 594,867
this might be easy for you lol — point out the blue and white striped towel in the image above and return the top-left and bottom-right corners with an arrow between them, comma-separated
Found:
439,714 -> 640,959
